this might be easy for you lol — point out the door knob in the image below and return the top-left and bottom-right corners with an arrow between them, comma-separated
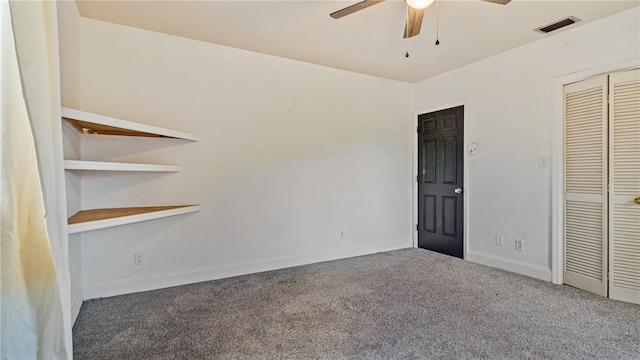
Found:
455,188 -> 463,194
635,196 -> 640,205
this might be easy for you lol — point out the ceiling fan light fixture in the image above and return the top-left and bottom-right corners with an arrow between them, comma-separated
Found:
405,0 -> 435,10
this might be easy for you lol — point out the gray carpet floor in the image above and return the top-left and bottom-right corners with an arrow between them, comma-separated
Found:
73,249 -> 640,359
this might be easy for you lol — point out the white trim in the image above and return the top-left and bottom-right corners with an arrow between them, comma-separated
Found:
412,100 -> 469,260
71,287 -> 84,326
467,250 -> 552,282
64,160 -> 180,172
61,107 -> 200,141
550,58 -> 640,285
48,2 -> 74,352
83,239 -> 411,299
67,205 -> 202,234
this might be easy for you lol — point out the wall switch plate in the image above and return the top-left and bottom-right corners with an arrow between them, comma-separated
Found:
515,239 -> 524,251
538,156 -> 549,168
468,143 -> 478,156
134,252 -> 144,265
496,235 -> 504,246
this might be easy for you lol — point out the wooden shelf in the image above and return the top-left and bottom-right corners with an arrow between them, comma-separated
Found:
64,160 -> 180,172
61,107 -> 199,141
67,205 -> 202,234
61,108 -> 201,234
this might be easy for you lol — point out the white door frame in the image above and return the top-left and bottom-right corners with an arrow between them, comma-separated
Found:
413,100 -> 469,260
550,58 -> 640,285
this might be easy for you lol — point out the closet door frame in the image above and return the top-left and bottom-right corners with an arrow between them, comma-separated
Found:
551,59 -> 640,286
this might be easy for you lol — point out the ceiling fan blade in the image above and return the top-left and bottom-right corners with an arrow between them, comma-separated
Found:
482,0 -> 512,5
330,0 -> 385,19
403,6 -> 425,39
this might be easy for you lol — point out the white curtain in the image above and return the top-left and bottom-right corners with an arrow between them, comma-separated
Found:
1,0 -> 71,358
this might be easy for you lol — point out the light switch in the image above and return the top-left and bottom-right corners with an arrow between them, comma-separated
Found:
468,143 -> 478,156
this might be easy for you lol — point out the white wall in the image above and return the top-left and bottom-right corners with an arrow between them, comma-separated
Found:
62,122 -> 83,323
58,1 -> 639,302
58,2 -> 85,324
414,8 -> 640,280
57,2 -> 414,299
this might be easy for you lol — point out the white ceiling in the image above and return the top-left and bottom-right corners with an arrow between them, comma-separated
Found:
74,0 -> 639,83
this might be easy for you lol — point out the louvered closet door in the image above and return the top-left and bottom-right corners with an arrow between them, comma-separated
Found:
564,75 -> 608,296
609,69 -> 640,304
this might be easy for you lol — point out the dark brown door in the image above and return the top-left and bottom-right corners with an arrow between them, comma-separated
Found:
417,106 -> 464,258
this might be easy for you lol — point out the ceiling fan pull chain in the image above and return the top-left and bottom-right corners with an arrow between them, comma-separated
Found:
405,5 -> 410,58
435,0 -> 440,45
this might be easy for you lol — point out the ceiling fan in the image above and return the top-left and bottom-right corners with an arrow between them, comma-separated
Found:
330,0 -> 512,39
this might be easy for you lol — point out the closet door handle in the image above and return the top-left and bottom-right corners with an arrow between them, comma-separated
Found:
635,196 -> 640,205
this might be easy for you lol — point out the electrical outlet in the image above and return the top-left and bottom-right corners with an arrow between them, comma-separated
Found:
340,231 -> 344,239
515,239 -> 524,251
134,252 -> 144,265
496,235 -> 504,246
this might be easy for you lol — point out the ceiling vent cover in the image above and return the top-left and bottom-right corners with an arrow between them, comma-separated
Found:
535,16 -> 581,34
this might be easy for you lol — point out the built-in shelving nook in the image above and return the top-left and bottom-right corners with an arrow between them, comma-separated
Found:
62,107 -> 201,234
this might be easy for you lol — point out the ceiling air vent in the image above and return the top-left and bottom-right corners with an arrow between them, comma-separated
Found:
535,16 -> 581,34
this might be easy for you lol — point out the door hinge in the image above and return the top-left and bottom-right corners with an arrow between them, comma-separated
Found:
416,175 -> 419,182
416,126 -> 420,134
416,224 -> 419,231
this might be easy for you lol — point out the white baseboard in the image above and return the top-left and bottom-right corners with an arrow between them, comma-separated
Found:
84,239 -> 411,300
71,287 -> 84,326
466,250 -> 552,282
